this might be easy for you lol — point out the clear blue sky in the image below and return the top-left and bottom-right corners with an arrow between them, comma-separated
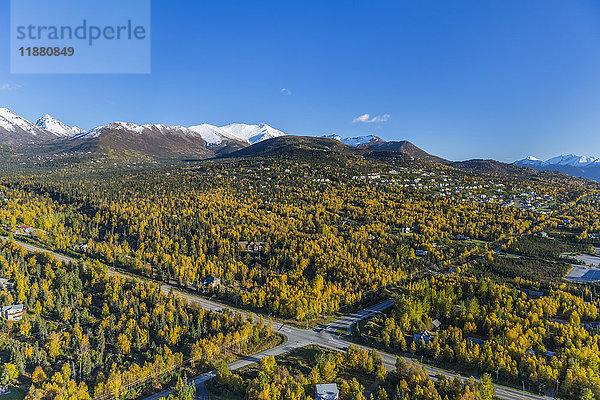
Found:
1,0 -> 600,162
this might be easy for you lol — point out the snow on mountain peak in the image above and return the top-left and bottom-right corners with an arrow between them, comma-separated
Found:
187,123 -> 226,146
542,154 -> 600,167
36,114 -> 85,137
322,134 -> 380,147
515,154 -> 600,168
217,123 -> 286,145
0,107 -> 45,136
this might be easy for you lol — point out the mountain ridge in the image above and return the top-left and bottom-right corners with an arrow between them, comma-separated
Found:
514,154 -> 600,181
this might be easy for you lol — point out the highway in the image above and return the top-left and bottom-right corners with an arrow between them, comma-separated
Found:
1,237 -> 552,400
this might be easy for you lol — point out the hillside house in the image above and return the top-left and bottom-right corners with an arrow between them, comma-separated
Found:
413,330 -> 432,345
315,383 -> 339,400
15,225 -> 34,236
238,241 -> 265,254
0,278 -> 15,291
72,244 -> 89,252
415,250 -> 428,257
201,276 -> 221,288
1,304 -> 26,321
467,337 -> 486,347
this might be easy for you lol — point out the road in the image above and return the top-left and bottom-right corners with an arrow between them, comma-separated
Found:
1,237 -> 552,400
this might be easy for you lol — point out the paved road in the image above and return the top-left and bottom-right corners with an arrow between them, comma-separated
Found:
2,237 -> 552,400
0,236 -> 77,265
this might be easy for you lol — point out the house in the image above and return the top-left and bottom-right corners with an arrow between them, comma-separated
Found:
201,276 -> 221,288
431,319 -> 442,331
455,234 -> 470,241
0,278 -> 15,291
537,231 -> 548,238
237,241 -> 265,254
71,244 -> 89,252
399,227 -> 411,234
415,250 -> 428,257
315,383 -> 339,400
467,337 -> 486,347
15,225 -> 34,236
413,330 -> 432,345
518,288 -> 544,300
1,304 -> 26,321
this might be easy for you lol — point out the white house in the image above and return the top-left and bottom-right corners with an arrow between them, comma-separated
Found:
0,278 -> 15,291
315,383 -> 339,400
1,304 -> 26,321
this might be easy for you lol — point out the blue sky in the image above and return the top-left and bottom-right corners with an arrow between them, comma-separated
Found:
1,0 -> 600,161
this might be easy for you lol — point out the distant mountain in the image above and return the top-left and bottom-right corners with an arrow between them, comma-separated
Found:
0,108 -> 60,144
514,154 -> 600,181
323,135 -> 447,164
66,122 -> 213,159
218,123 -> 286,145
0,108 -> 289,160
36,114 -> 84,138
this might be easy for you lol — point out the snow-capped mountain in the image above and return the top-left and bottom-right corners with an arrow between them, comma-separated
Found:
515,154 -> 600,168
0,108 -> 61,144
188,124 -> 229,146
516,156 -> 543,166
0,107 -> 392,161
322,134 -> 384,147
514,154 -> 600,181
36,114 -> 85,138
75,121 -> 198,139
64,120 -> 287,159
74,121 -> 285,146
217,123 -> 286,145
542,154 -> 600,167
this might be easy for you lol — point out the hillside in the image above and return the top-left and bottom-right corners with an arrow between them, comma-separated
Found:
218,135 -> 365,160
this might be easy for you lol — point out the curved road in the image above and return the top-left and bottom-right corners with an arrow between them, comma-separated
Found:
1,237 -> 552,400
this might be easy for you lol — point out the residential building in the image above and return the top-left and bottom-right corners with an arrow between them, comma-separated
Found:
315,383 -> 339,400
0,278 -> 15,291
413,330 -> 432,345
1,304 -> 26,321
201,276 -> 221,288
467,337 -> 486,347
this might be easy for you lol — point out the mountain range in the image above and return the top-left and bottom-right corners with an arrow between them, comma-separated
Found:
0,107 -> 597,183
514,155 -> 600,181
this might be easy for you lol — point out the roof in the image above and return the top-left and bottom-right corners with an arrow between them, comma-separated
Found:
1,304 -> 24,312
413,330 -> 432,344
316,383 -> 339,399
467,337 -> 486,346
432,319 -> 442,328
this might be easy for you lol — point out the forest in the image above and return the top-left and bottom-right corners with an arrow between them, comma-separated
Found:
1,157 -> 595,323
1,155 -> 600,399
358,274 -> 600,399
0,240 -> 276,399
